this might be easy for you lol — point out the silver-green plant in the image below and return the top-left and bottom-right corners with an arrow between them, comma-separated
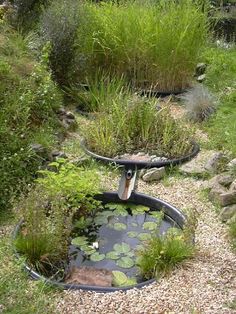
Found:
180,84 -> 217,122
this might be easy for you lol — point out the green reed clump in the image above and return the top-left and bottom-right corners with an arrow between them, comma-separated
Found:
67,72 -> 128,112
75,0 -> 209,91
136,228 -> 195,279
84,91 -> 193,159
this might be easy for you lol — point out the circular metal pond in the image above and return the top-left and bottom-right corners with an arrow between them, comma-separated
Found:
14,192 -> 186,293
81,140 -> 200,169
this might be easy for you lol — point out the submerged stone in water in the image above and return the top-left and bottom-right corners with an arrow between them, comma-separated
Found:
65,266 -> 113,287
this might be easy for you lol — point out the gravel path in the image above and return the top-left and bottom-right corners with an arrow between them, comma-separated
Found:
55,177 -> 236,314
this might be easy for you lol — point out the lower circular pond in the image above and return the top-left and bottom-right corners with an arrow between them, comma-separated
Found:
14,192 -> 186,293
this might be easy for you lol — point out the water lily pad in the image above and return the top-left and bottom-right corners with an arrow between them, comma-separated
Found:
113,208 -> 128,217
138,233 -> 152,241
113,242 -> 130,254
82,247 -> 96,255
94,215 -> 108,225
113,223 -> 127,231
106,251 -> 120,260
90,252 -> 105,262
71,236 -> 88,247
126,251 -> 135,257
130,205 -> 150,215
131,222 -> 138,227
150,211 -> 164,220
116,256 -> 134,269
127,231 -> 138,238
112,271 -> 137,287
143,222 -> 157,231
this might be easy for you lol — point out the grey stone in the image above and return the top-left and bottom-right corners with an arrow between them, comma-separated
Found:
51,151 -> 67,159
220,204 -> 236,222
229,180 -> 236,191
66,111 -> 75,120
196,63 -> 207,76
204,152 -> 226,174
219,191 -> 236,207
207,173 -> 234,189
142,167 -> 166,182
227,158 -> 236,170
179,160 -> 206,176
208,183 -> 227,205
197,74 -> 206,83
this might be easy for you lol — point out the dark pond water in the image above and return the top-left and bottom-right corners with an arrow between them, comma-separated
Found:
68,204 -> 178,282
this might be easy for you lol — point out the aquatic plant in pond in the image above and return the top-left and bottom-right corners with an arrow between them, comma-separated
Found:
70,202 -> 169,280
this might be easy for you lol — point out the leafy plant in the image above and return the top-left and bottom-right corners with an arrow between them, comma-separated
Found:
0,24 -> 63,211
181,85 -> 217,122
15,160 -> 102,273
136,228 -> 195,279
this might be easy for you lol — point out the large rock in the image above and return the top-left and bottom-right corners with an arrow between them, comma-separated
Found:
229,180 -> 236,192
65,266 -> 113,287
227,158 -> 236,171
219,191 -> 236,207
204,152 -> 227,174
142,167 -> 166,182
207,173 -> 234,189
208,183 -> 228,204
220,204 -> 236,222
179,150 -> 217,176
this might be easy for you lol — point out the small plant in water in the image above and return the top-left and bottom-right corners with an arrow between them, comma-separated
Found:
136,228 -> 195,279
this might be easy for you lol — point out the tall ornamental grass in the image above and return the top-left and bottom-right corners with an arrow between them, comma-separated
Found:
75,0 -> 209,91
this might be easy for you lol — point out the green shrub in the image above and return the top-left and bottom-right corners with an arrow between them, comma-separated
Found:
136,228 -> 195,279
40,0 -> 82,85
11,0 -> 50,31
75,0 -> 209,91
15,160 -> 102,274
84,91 -> 193,158
0,24 -> 63,211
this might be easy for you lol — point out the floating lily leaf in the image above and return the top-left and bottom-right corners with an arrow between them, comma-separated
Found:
126,251 -> 135,257
112,271 -> 127,286
82,247 -> 96,255
130,205 -> 150,215
138,233 -> 152,241
113,242 -> 130,254
71,236 -> 88,247
113,223 -> 127,231
113,208 -> 128,217
127,231 -> 138,238
105,203 -> 127,211
125,277 -> 137,286
112,271 -> 137,287
100,210 -> 114,217
90,252 -> 105,262
150,211 -> 164,220
106,251 -> 120,260
94,215 -> 108,225
116,256 -> 134,269
143,222 -> 157,231
131,222 -> 138,227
